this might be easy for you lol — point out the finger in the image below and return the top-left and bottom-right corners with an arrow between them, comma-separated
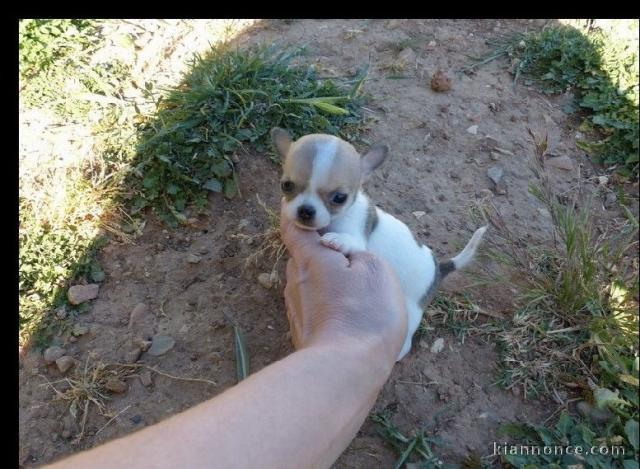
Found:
347,250 -> 388,276
284,259 -> 302,336
279,200 -> 346,266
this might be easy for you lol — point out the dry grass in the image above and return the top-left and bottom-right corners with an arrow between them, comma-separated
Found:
40,355 -> 217,444
469,128 -> 639,402
232,195 -> 287,286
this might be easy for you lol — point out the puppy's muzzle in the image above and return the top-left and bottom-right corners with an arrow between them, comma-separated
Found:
297,204 -> 316,222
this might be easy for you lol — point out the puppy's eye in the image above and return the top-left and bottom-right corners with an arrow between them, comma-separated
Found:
331,192 -> 348,205
281,181 -> 295,193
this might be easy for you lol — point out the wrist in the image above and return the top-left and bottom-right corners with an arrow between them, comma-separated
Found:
305,333 -> 397,386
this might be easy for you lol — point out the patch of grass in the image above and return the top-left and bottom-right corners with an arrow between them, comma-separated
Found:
19,19 -> 132,119
19,20 -> 134,348
418,294 -> 483,345
498,412 -> 638,468
129,43 -> 368,225
371,411 -> 451,468
18,166 -> 120,348
19,19 -> 97,79
463,22 -> 639,179
472,130 -> 639,466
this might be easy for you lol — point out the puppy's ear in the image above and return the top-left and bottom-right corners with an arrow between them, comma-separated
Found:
361,143 -> 389,178
271,127 -> 292,158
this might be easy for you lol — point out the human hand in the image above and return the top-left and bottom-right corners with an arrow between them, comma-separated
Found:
280,202 -> 408,363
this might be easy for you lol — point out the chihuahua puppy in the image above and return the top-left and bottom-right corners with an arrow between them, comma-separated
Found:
272,128 -> 487,360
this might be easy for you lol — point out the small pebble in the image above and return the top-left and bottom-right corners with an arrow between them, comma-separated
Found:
105,378 -> 128,394
55,356 -> 75,374
147,335 -> 175,356
43,346 -> 65,365
67,284 -> 100,305
257,273 -> 272,290
140,371 -> 153,387
187,253 -> 202,264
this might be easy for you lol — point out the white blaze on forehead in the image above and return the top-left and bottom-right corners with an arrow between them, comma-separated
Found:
309,138 -> 338,191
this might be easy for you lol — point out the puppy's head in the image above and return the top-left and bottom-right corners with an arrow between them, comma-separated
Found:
271,127 -> 388,230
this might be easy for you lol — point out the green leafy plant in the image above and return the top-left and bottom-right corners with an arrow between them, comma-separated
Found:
371,412 -> 450,468
498,412 -> 638,468
130,44 -> 367,225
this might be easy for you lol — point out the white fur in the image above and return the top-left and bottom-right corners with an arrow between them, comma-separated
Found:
309,139 -> 338,191
323,192 -> 437,360
287,139 -> 338,230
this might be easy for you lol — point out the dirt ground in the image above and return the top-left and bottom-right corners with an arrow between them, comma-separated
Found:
19,19 -> 638,467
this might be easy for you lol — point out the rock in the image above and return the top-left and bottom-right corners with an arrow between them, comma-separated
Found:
55,356 -> 75,374
487,166 -> 506,195
486,166 -> 503,184
427,40 -> 437,48
493,147 -> 514,156
43,346 -> 66,365
590,407 -> 614,424
397,47 -> 416,65
67,284 -> 100,305
257,273 -> 272,290
140,371 -> 153,387
430,69 -> 451,92
430,338 -> 445,354
476,189 -> 494,199
412,211 -> 426,220
61,430 -> 72,439
604,192 -> 617,209
105,378 -> 128,394
147,335 -> 175,356
545,155 -> 574,171
597,175 -> 609,186
537,208 -> 552,218
71,324 -> 89,337
487,166 -> 507,195
490,151 -> 501,161
187,253 -> 202,264
134,338 -> 152,352
128,303 -> 150,329
449,171 -> 460,180
125,348 -> 142,364
466,125 -> 478,135
386,19 -> 402,29
55,307 -> 68,320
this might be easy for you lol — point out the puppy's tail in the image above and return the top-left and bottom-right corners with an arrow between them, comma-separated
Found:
439,226 -> 488,278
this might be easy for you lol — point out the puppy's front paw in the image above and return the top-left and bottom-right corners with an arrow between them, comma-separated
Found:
320,232 -> 363,256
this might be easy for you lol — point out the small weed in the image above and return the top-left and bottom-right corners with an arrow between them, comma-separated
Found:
419,294 -> 486,344
371,411 -> 451,468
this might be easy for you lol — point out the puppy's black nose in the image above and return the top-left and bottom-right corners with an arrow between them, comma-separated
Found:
297,205 -> 316,221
